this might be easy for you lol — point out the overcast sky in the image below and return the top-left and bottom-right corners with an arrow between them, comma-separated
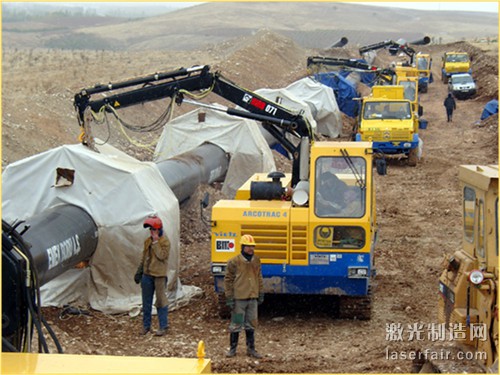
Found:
357,2 -> 498,13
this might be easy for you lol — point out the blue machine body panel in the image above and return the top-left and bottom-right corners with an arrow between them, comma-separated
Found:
214,252 -> 372,297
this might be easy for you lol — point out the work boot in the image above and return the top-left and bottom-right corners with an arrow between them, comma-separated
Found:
226,332 -> 239,357
154,328 -> 167,336
245,329 -> 262,359
140,327 -> 150,336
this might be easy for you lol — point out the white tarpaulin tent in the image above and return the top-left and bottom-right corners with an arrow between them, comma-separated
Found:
2,143 -> 201,314
285,77 -> 343,138
154,107 -> 276,198
254,87 -> 318,134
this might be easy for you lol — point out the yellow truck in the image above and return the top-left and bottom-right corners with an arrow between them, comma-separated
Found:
71,64 -> 382,321
355,85 -> 423,166
437,165 -> 498,372
211,140 -> 380,320
415,52 -> 433,93
441,51 -> 472,83
415,165 -> 498,373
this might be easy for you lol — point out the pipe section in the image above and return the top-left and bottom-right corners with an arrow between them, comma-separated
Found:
20,204 -> 98,285
410,36 -> 431,45
155,143 -> 229,203
6,142 -> 229,285
331,37 -> 348,48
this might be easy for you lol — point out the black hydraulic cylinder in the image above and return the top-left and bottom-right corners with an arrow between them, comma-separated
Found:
19,204 -> 98,286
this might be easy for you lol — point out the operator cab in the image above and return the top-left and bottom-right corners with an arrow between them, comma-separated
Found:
314,156 -> 366,219
363,101 -> 412,120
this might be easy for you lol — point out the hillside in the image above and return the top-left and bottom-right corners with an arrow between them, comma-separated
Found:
2,2 -> 498,50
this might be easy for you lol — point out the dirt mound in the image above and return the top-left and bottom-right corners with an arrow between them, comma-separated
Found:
213,29 -> 310,90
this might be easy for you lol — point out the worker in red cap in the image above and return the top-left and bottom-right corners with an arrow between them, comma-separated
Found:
135,215 -> 171,336
224,234 -> 264,358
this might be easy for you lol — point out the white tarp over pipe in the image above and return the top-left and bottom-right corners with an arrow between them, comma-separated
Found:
284,77 -> 343,138
254,87 -> 318,134
154,107 -> 276,198
2,143 -> 201,314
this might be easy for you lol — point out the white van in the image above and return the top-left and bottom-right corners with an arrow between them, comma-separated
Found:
448,73 -> 477,99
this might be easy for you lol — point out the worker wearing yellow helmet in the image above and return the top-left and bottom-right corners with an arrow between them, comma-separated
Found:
224,234 -> 264,358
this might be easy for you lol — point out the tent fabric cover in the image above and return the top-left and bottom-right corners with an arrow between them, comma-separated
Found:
481,99 -> 498,120
154,107 -> 276,198
284,77 -> 343,138
314,72 -> 360,118
254,87 -> 318,133
2,143 -> 201,314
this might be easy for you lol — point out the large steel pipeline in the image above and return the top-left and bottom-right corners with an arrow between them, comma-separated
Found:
410,36 -> 431,45
14,204 -> 99,286
156,143 -> 229,203
330,37 -> 348,48
4,142 -> 230,286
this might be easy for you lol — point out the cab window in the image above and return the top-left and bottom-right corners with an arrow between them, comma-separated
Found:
463,186 -> 475,243
496,198 -> 498,256
315,157 -> 366,218
477,199 -> 485,258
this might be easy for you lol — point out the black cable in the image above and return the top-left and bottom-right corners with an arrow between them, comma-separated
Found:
106,98 -> 173,133
25,285 -> 49,353
3,219 -> 51,353
41,315 -> 64,353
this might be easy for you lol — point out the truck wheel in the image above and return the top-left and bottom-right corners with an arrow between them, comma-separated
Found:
408,148 -> 418,167
217,293 -> 231,319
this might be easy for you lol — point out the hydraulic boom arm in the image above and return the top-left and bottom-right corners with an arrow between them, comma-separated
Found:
73,65 -> 313,186
359,37 -> 430,64
306,56 -> 396,84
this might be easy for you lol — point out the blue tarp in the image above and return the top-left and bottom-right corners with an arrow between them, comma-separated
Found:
480,99 -> 498,120
314,72 -> 360,118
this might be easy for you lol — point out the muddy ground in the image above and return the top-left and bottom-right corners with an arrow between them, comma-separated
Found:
3,33 -> 498,373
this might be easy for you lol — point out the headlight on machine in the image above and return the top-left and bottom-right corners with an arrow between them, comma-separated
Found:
403,142 -> 412,148
348,267 -> 369,278
468,269 -> 484,285
211,265 -> 225,274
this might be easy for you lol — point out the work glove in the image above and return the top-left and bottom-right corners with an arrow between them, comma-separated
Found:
226,297 -> 235,309
258,293 -> 265,305
134,265 -> 143,284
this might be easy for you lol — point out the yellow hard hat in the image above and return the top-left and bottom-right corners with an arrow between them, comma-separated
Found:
240,234 -> 256,246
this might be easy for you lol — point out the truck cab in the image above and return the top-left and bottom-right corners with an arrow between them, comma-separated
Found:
211,141 -> 378,320
441,52 -> 472,83
437,165 -> 498,372
415,53 -> 433,93
355,85 -> 420,166
396,75 -> 419,111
